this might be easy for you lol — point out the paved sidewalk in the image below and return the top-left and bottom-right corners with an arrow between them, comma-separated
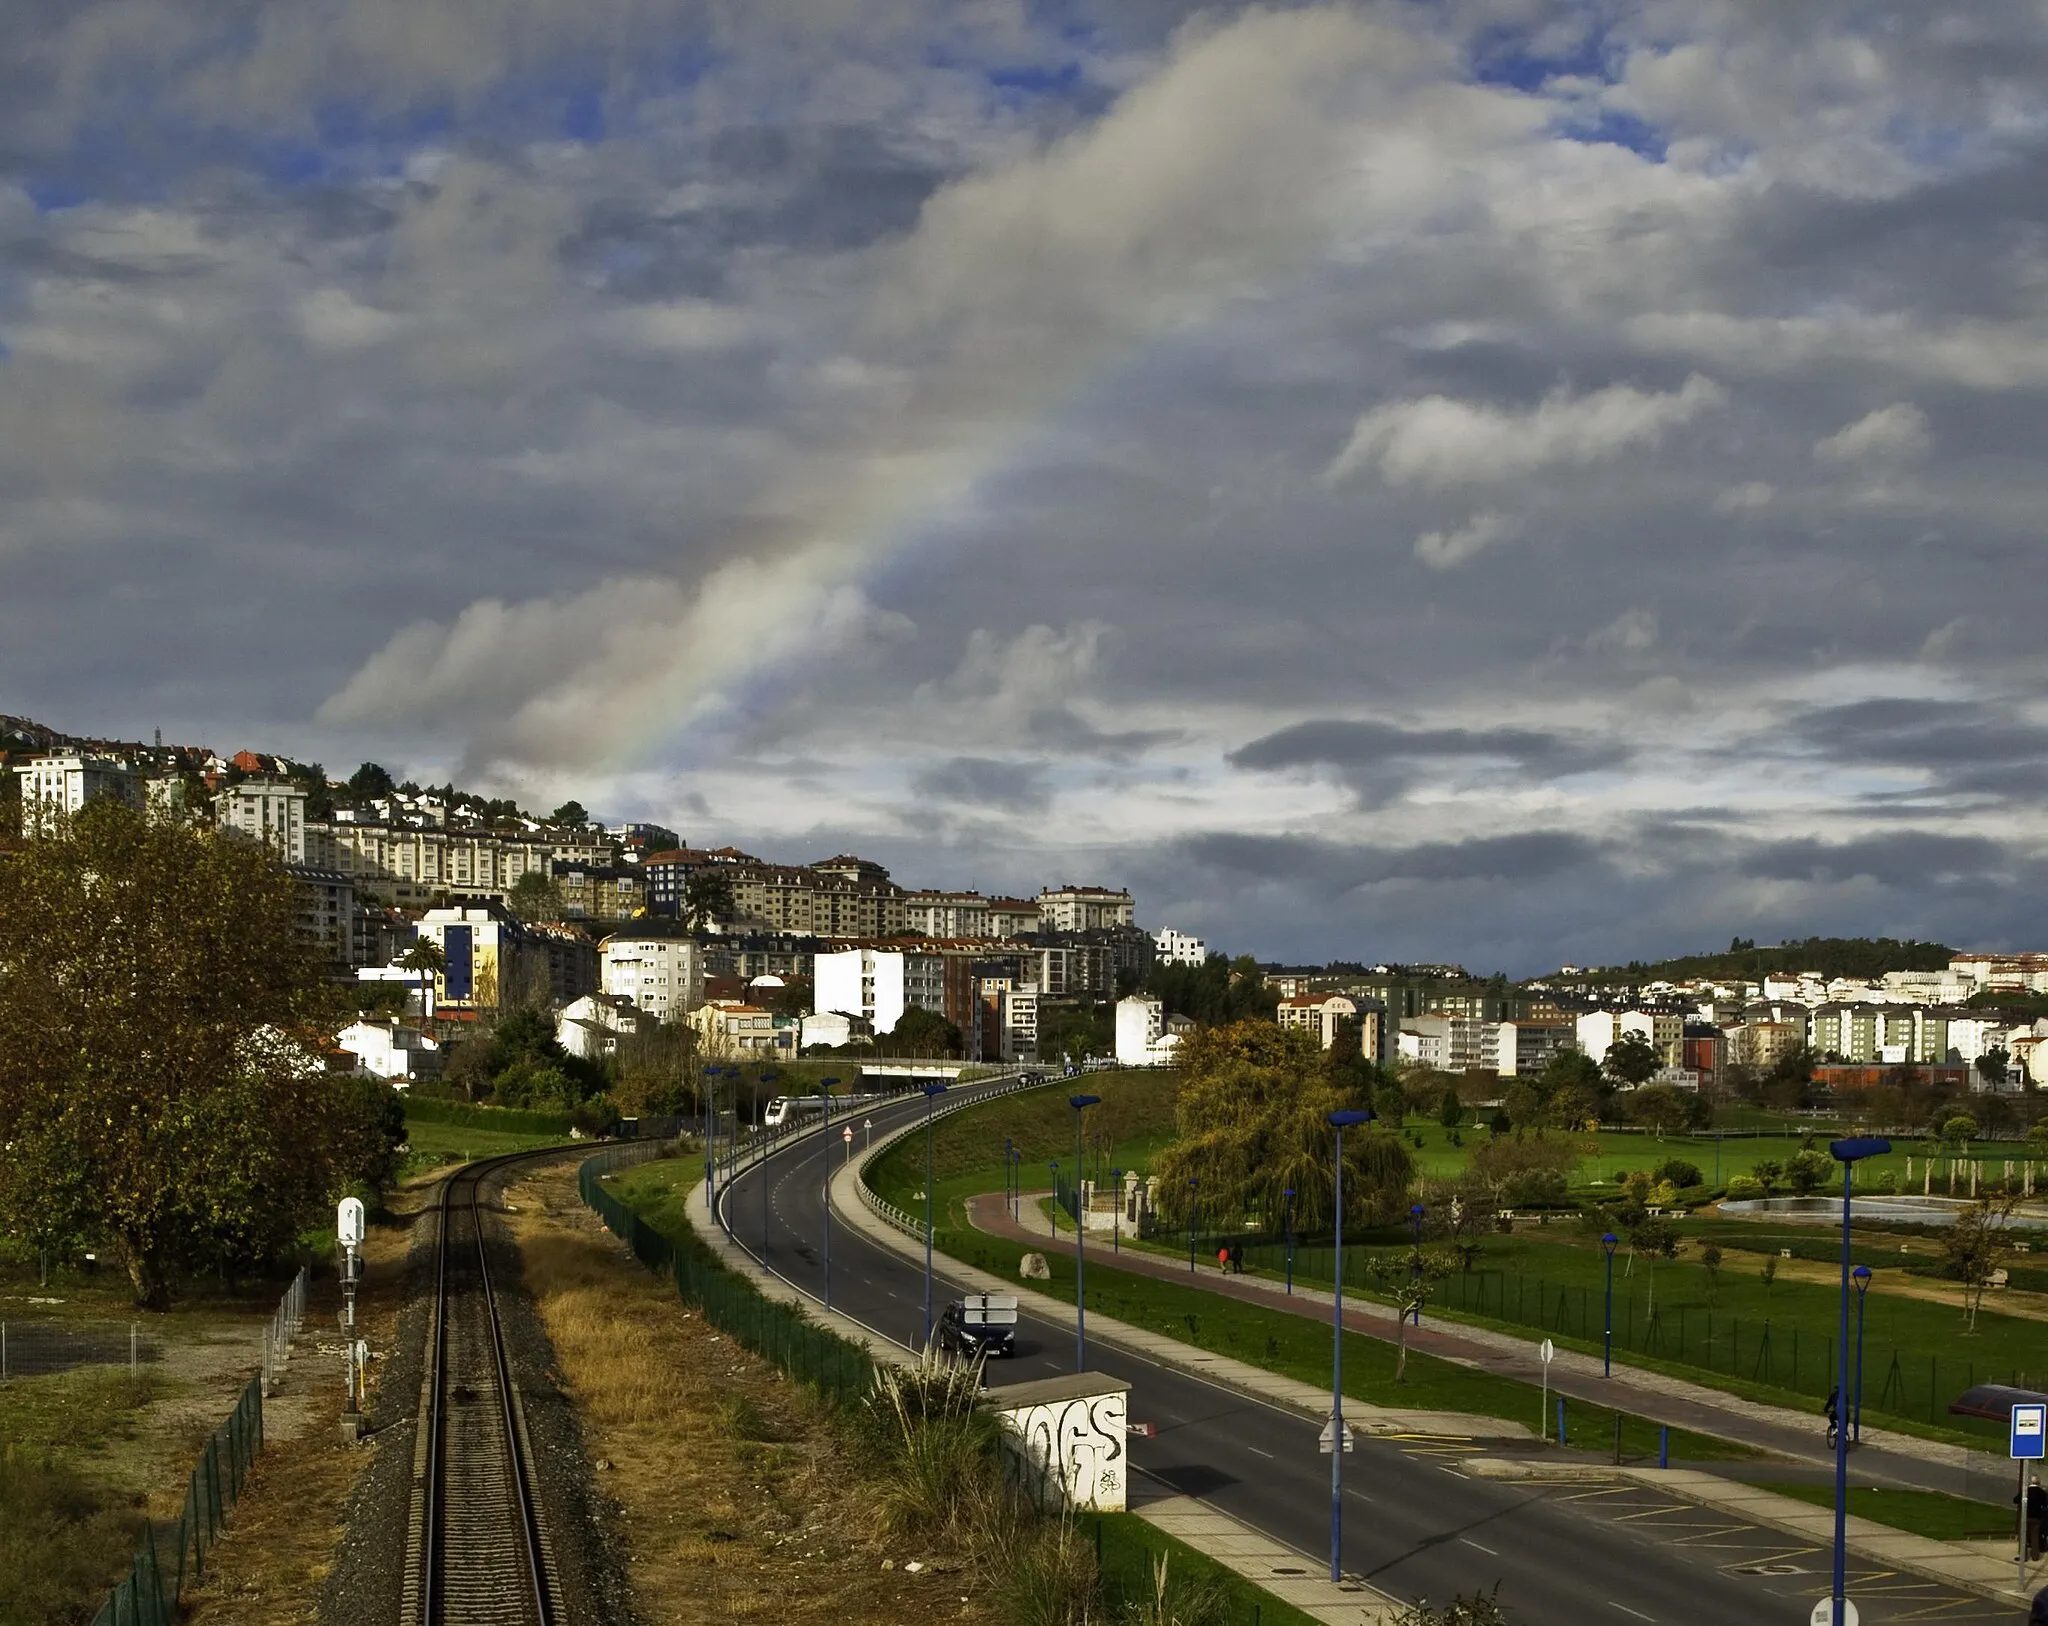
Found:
1134,1497 -> 1405,1624
979,1189 -> 1996,1499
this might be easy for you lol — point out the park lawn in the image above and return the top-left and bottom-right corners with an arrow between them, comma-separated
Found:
400,1113 -> 572,1174
866,1070 -> 1182,1214
1226,1225 -> 2029,1450
1759,1482 -> 2014,1542
934,1225 -> 1750,1463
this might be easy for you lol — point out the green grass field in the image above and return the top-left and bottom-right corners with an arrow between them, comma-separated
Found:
1760,1482 -> 2015,1542
866,1070 -> 1182,1216
400,1112 -> 573,1174
934,1223 -> 1750,1463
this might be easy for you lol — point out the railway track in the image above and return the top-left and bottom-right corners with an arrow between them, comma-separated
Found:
403,1153 -> 565,1626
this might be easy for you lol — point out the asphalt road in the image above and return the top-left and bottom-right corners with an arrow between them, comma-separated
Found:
716,1090 -> 2015,1624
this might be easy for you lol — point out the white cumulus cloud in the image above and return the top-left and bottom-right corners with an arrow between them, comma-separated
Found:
1325,374 -> 1727,489
1813,402 -> 1932,464
1415,510 -> 1521,570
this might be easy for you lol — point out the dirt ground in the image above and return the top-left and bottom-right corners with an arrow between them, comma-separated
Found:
176,1184 -> 424,1626
500,1162 -> 982,1626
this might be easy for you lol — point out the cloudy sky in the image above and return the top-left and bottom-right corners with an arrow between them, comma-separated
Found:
6,2 -> 2048,973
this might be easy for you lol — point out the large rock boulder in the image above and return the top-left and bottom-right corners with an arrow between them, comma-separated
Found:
1019,1252 -> 1051,1281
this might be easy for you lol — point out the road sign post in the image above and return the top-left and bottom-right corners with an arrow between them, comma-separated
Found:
1809,1600 -> 1858,1626
1538,1338 -> 1555,1442
1317,1414 -> 1354,1455
2012,1401 -> 2045,1589
336,1198 -> 365,1427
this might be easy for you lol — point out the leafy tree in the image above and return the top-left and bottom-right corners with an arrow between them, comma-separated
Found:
1652,1158 -> 1702,1188
682,868 -> 736,931
1785,1147 -> 1833,1195
1469,1135 -> 1579,1208
610,1020 -> 698,1117
1154,1021 -> 1412,1233
1940,1113 -> 1978,1150
1699,1243 -> 1723,1304
1628,1086 -> 1691,1140
507,871 -> 565,923
1978,1048 -> 2011,1089
1365,1247 -> 1457,1379
1142,953 -> 1279,1026
890,1005 -> 963,1059
1438,1089 -> 1463,1129
1543,1048 -> 1607,1129
1603,1032 -> 1661,1090
1941,1196 -> 2019,1332
348,762 -> 398,800
550,799 -> 589,827
1751,1159 -> 1783,1195
1372,1083 -> 1407,1128
0,801 -> 354,1306
1762,1044 -> 1817,1110
1759,1254 -> 1778,1294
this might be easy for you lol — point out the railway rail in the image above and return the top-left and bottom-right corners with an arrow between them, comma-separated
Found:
403,1151 -> 566,1626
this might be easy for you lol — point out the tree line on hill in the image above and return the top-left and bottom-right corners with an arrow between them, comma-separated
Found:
1570,935 -> 1954,986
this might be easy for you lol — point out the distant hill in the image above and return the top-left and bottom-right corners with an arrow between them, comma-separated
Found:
1555,936 -> 1954,987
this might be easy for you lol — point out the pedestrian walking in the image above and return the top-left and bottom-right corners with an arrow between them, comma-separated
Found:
1823,1387 -> 1840,1449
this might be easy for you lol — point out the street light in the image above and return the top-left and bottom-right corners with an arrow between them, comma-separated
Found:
1327,1108 -> 1374,1584
1827,1136 -> 1891,1626
1004,1135 -> 1015,1217
921,1082 -> 949,1347
1186,1178 -> 1198,1274
1410,1204 -> 1426,1326
1601,1233 -> 1619,1377
1048,1160 -> 1060,1238
1071,1094 -> 1101,1369
1851,1264 -> 1872,1446
1110,1167 -> 1124,1255
1284,1188 -> 1297,1295
1009,1146 -> 1022,1222
820,1078 -> 840,1310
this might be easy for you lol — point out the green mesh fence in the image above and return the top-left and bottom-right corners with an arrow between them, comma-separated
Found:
88,1372 -> 265,1626
578,1149 -> 877,1407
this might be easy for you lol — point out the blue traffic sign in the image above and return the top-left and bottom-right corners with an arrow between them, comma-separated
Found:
2012,1403 -> 2045,1459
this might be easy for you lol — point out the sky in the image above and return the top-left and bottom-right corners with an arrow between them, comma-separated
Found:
5,1 -> 2048,975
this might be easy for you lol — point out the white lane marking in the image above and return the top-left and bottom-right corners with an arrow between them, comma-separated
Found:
1609,1605 -> 1653,1622
1461,1538 -> 1498,1556
1246,1445 -> 1275,1459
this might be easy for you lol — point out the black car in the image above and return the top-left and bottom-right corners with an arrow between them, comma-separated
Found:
937,1294 -> 1019,1359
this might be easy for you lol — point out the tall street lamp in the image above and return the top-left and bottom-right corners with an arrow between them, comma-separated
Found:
1004,1135 -> 1015,1216
1048,1160 -> 1060,1238
1009,1146 -> 1022,1221
1186,1178 -> 1198,1274
921,1082 -> 949,1347
1601,1233 -> 1619,1377
1284,1188 -> 1297,1295
1327,1108 -> 1374,1584
1110,1167 -> 1124,1255
1851,1264 -> 1872,1446
1828,1136 -> 1891,1626
820,1078 -> 839,1309
1070,1095 -> 1100,1369
701,1060 -> 717,1199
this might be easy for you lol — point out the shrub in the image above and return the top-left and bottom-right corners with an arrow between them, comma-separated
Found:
1786,1148 -> 1833,1195
1652,1158 -> 1702,1188
1724,1174 -> 1765,1200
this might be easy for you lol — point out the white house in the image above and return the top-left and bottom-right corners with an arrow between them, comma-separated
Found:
1113,995 -> 1180,1066
216,776 -> 308,863
337,1019 -> 440,1082
1575,1009 -> 1681,1068
814,947 -> 950,1037
599,934 -> 703,1022
12,753 -> 143,832
1153,928 -> 1207,967
556,994 -> 649,1060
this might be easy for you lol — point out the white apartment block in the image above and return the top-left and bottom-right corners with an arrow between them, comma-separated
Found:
986,897 -> 1042,938
1576,1009 -> 1682,1067
1115,994 -> 1166,1066
313,821 -> 554,906
814,946 -> 949,1037
12,753 -> 143,831
1492,1021 -> 1574,1077
217,775 -> 307,863
599,935 -> 703,1022
1397,1016 -> 1451,1068
689,1000 -> 795,1059
1950,953 -> 2048,995
904,890 -> 991,939
998,985 -> 1040,1064
1153,928 -> 1207,967
1037,885 -> 1135,932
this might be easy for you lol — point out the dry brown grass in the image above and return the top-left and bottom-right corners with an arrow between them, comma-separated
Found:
504,1164 -> 986,1625
178,1181 -> 426,1626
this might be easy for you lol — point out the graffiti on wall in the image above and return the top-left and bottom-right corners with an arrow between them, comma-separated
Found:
992,1385 -> 1127,1511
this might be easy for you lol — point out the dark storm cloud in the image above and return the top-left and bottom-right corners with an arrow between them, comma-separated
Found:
1788,698 -> 2048,800
1228,719 -> 1628,806
911,756 -> 1051,812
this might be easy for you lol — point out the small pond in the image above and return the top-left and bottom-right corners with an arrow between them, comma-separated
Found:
1719,1194 -> 2048,1229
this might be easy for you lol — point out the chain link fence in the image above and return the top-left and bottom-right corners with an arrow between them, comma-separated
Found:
579,1144 -> 878,1406
0,1320 -> 161,1379
85,1267 -> 307,1626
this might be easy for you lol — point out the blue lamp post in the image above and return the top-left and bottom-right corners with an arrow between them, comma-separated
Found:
701,1060 -> 716,1199
1327,1108 -> 1374,1583
1410,1204 -> 1426,1325
1828,1136 -> 1891,1626
921,1082 -> 949,1346
1004,1135 -> 1015,1216
1009,1146 -> 1022,1221
1601,1233 -> 1619,1377
1851,1264 -> 1872,1446
1110,1167 -> 1124,1255
1048,1160 -> 1059,1238
820,1078 -> 839,1309
1186,1178 -> 1198,1273
1284,1188 -> 1297,1294
1071,1095 -> 1101,1369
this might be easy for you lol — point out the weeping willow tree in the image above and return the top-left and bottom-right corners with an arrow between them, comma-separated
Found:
1154,1020 -> 1413,1233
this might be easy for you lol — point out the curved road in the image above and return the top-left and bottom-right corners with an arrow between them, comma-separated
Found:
718,1088 -> 2011,1625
